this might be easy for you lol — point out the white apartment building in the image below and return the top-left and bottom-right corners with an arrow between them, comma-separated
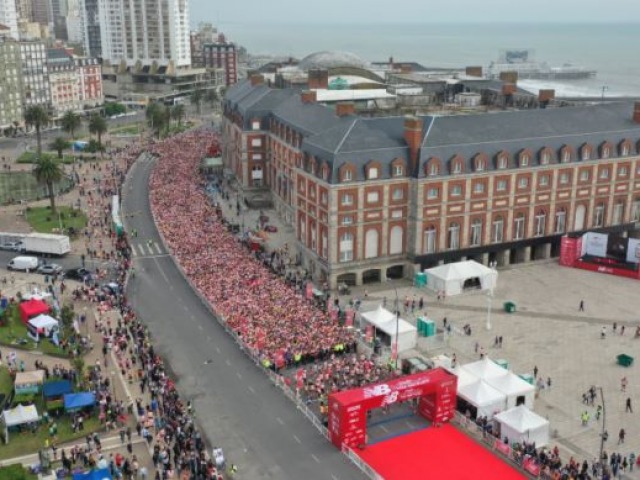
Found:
20,41 -> 51,108
91,0 -> 190,68
0,0 -> 19,40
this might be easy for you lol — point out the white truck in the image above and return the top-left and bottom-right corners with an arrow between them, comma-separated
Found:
7,256 -> 39,271
22,233 -> 71,256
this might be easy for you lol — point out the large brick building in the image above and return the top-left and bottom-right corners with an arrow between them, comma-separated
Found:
223,75 -> 640,288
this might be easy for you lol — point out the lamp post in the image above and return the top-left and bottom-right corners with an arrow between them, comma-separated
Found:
598,386 -> 606,471
486,289 -> 493,331
386,276 -> 400,370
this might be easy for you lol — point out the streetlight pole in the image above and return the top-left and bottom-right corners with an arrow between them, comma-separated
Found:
386,279 -> 400,371
486,289 -> 493,331
598,386 -> 606,471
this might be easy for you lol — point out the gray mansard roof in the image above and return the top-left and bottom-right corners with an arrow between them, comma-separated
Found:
225,81 -> 640,183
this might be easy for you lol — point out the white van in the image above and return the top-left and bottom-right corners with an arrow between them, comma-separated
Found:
7,256 -> 39,271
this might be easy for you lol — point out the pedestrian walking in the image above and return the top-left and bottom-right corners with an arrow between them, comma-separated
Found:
534,365 -> 539,378
619,428 -> 626,444
621,377 -> 628,392
626,397 -> 633,413
579,300 -> 585,311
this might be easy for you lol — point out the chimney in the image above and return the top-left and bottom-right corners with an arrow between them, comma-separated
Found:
300,90 -> 317,104
634,102 -> 640,124
250,74 -> 264,86
308,69 -> 329,89
499,71 -> 518,85
538,89 -> 555,103
389,56 -> 394,67
336,102 -> 355,117
403,115 -> 423,173
465,66 -> 483,77
502,83 -> 517,96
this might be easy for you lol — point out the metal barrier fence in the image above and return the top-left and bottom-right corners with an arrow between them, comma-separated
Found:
341,445 -> 385,480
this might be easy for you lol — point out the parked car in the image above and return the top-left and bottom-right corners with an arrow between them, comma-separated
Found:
65,267 -> 93,282
1,241 -> 26,252
37,263 -> 63,275
101,282 -> 120,295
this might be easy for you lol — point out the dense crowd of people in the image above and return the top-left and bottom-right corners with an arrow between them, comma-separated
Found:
148,130 -> 357,368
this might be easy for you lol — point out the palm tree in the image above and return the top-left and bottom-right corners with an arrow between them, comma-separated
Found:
61,110 -> 82,139
171,104 -> 185,127
33,156 -> 63,213
50,136 -> 70,159
191,89 -> 204,115
146,102 -> 168,138
24,105 -> 50,158
88,114 -> 107,149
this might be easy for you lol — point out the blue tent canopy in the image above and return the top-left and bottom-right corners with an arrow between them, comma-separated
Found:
64,392 -> 96,411
72,468 -> 112,480
43,380 -> 72,399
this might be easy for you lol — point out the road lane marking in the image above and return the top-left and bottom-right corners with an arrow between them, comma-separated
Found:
236,372 -> 242,380
147,244 -> 155,255
276,417 -> 284,425
293,434 -> 302,444
130,244 -> 138,256
215,347 -> 221,354
225,359 -> 231,366
311,454 -> 320,464
248,386 -> 256,394
154,243 -> 162,254
153,257 -> 170,284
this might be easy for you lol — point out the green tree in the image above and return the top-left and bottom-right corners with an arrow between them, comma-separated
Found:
146,102 -> 169,138
61,110 -> 82,139
205,89 -> 219,109
104,102 -> 127,117
171,104 -> 185,127
24,105 -> 50,158
33,155 -> 63,213
191,89 -> 204,115
88,114 -> 107,150
72,357 -> 85,386
50,136 -> 70,159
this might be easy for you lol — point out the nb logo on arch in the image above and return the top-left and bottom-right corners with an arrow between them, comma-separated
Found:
364,384 -> 392,399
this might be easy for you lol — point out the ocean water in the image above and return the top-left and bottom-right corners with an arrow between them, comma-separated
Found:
221,22 -> 640,97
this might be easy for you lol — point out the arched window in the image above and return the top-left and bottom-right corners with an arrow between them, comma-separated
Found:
447,222 -> 460,250
613,201 -> 624,224
555,208 -> 566,234
389,226 -> 403,255
593,203 -> 605,227
574,205 -> 586,231
534,210 -> 546,237
540,149 -> 551,165
365,229 -> 379,259
339,232 -> 354,262
513,213 -> 526,240
492,216 -> 504,243
423,226 -> 437,254
470,219 -> 482,246
633,198 -> 640,222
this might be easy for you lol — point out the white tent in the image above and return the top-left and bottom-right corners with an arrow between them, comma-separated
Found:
457,380 -> 507,419
494,405 -> 550,447
28,314 -> 59,338
486,372 -> 536,410
14,370 -> 45,394
424,260 -> 497,297
359,306 -> 417,353
461,357 -> 509,381
1,404 -> 40,442
447,365 -> 478,389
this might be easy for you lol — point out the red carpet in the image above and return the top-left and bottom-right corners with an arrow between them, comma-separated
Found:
357,424 -> 526,480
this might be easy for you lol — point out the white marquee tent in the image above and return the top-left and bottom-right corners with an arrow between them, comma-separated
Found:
27,314 -> 59,339
457,380 -> 507,419
359,306 -> 417,353
461,357 -> 509,381
486,372 -> 536,410
447,365 -> 478,389
424,260 -> 498,297
494,405 -> 550,447
1,404 -> 40,442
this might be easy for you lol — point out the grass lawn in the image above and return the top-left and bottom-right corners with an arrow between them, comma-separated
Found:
0,464 -> 37,480
0,410 -> 102,461
16,152 -> 76,165
110,123 -> 144,135
0,305 -> 69,358
25,206 -> 87,236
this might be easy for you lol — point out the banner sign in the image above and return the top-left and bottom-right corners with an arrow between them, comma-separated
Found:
626,238 -> 640,264
583,232 -> 608,258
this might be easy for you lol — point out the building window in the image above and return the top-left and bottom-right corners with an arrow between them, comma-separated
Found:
343,169 -> 352,182
594,203 -> 605,227
619,166 -> 628,177
368,167 -> 378,180
559,173 -> 570,185
602,146 -> 610,159
520,154 -> 529,167
451,185 -> 462,197
600,167 -> 609,180
341,215 -> 353,226
321,192 -> 328,204
492,216 -> 504,243
470,219 -> 482,247
339,232 -> 354,262
392,187 -> 404,200
251,138 -> 262,147
427,187 -> 439,199
341,193 -> 353,206
496,180 -> 508,192
389,226 -> 403,255
366,191 -> 379,203
622,144 -> 630,156
428,162 -> 439,176
540,151 -> 550,165
498,155 -> 508,169
322,232 -> 328,259
579,170 -> 590,182
365,229 -> 379,259
514,213 -> 525,240
633,198 -> 640,222
424,226 -> 436,254
539,174 -> 550,187
613,202 -> 624,224
518,177 -> 529,189
534,211 -> 546,237
473,182 -> 485,194
453,162 -> 462,174
475,159 -> 485,172
251,120 -> 260,130
581,147 -> 591,161
393,164 -> 404,177
554,209 -> 566,233
447,223 -> 460,250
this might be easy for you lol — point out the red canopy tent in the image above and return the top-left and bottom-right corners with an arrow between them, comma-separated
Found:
19,299 -> 50,323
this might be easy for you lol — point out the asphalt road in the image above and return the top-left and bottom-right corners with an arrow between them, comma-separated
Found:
121,156 -> 364,480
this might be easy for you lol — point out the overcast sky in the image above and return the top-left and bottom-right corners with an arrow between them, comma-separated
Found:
190,0 -> 640,25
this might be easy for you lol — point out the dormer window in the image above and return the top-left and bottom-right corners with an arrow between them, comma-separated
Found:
562,150 -> 571,163
343,169 -> 352,182
520,154 -> 529,167
602,147 -> 610,159
453,162 -> 461,174
428,162 -> 439,176
540,151 -> 550,165
498,155 -> 508,169
622,144 -> 630,156
393,164 -> 404,177
475,158 -> 485,172
581,146 -> 591,161
368,167 -> 378,180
